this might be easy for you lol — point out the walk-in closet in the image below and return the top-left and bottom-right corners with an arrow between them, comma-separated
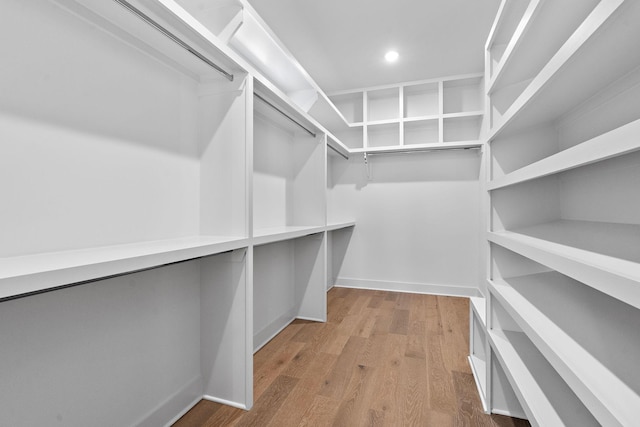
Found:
1,0 -> 639,425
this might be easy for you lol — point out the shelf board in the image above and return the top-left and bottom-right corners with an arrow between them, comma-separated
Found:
470,296 -> 486,326
488,219 -> 640,309
442,111 -> 484,119
488,329 -> 599,427
468,354 -> 489,412
325,221 -> 356,232
489,117 -> 640,190
489,0 -> 637,141
252,225 -> 325,246
367,118 -> 401,127
351,141 -> 482,155
403,115 -> 439,123
490,272 -> 640,426
0,236 -> 249,301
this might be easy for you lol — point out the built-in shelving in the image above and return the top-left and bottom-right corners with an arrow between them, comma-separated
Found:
1,1 -> 356,424
328,74 -> 484,153
476,0 -> 640,423
490,271 -> 640,426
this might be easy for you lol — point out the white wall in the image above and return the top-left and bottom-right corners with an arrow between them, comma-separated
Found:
331,150 -> 482,296
0,0 -> 201,257
0,262 -> 202,427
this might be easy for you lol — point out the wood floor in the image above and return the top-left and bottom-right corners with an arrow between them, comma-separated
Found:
174,288 -> 530,427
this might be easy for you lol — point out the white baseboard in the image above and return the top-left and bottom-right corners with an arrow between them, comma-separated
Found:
202,394 -> 249,410
134,375 -> 202,427
334,277 -> 482,298
253,311 -> 296,354
491,408 -> 528,420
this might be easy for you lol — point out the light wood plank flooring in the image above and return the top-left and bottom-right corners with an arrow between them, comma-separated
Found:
174,288 -> 530,426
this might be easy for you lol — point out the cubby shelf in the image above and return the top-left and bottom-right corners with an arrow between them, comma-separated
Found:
0,235 -> 249,301
489,117 -> 640,190
489,0 -> 638,140
327,74 -> 484,151
488,220 -> 640,310
490,273 -> 640,426
487,329 -> 599,427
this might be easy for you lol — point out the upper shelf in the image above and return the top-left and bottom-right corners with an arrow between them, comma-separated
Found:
487,0 -> 598,95
490,272 -> 640,426
0,236 -> 250,301
489,0 -> 640,140
489,117 -> 640,190
488,219 -> 640,310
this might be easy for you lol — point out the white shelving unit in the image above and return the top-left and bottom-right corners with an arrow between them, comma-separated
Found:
475,0 -> 640,425
328,74 -> 484,153
251,84 -> 328,350
0,1 -> 355,425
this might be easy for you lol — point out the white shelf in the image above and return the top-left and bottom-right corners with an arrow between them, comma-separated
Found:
487,0 -> 598,95
252,225 -> 326,246
325,221 -> 356,232
489,0 -> 637,140
468,354 -> 489,411
488,220 -> 640,310
442,111 -> 484,119
489,117 -> 640,190
470,296 -> 486,326
351,141 -> 482,154
0,236 -> 249,301
490,272 -> 640,426
488,329 -> 599,427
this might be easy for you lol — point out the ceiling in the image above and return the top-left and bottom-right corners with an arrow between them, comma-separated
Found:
247,0 -> 501,93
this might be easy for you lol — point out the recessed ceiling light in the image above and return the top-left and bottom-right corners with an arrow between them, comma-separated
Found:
385,50 -> 399,63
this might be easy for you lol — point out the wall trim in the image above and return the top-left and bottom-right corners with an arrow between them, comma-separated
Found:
135,375 -> 202,427
334,277 -> 481,298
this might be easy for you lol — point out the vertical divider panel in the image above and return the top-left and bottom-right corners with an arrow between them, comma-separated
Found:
398,86 -> 405,146
199,74 -> 250,238
295,233 -> 327,322
438,81 -> 445,143
200,249 -> 251,409
200,74 -> 253,410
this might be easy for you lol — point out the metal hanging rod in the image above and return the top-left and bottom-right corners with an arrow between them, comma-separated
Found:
328,143 -> 349,160
364,146 -> 481,156
113,0 -> 234,81
254,93 -> 317,138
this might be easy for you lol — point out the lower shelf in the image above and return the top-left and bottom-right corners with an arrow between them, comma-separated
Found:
490,272 -> 640,426
488,330 -> 598,427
